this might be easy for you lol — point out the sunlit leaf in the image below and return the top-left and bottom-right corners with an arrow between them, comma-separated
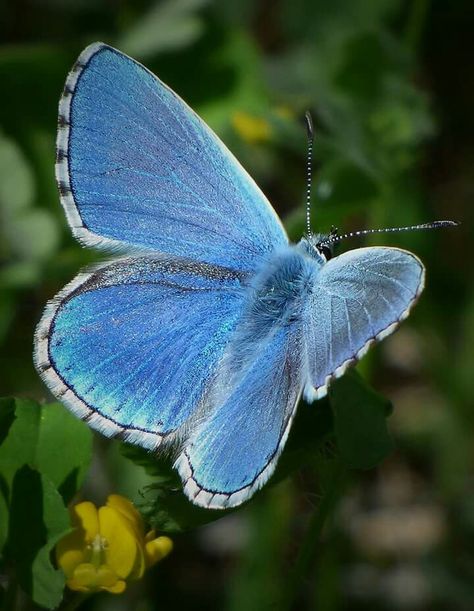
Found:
0,398 -> 92,504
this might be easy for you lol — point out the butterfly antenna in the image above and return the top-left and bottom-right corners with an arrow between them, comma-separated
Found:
319,220 -> 460,247
304,111 -> 314,236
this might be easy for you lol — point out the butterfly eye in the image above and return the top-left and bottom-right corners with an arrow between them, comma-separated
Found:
318,245 -> 332,261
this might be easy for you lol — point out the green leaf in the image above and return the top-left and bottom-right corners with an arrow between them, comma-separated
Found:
330,371 -> 394,469
0,398 -> 92,504
0,132 -> 34,216
7,466 -> 70,609
9,208 -> 59,262
35,402 -> 93,503
0,131 -> 59,268
118,0 -> 209,59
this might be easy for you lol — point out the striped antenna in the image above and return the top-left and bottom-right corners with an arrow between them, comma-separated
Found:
318,220 -> 460,248
304,111 -> 314,236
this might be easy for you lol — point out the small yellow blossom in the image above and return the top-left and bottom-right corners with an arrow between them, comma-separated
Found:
274,105 -> 295,120
232,111 -> 272,144
56,494 -> 172,594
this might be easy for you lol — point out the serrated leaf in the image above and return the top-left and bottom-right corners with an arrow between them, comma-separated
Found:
330,371 -> 394,469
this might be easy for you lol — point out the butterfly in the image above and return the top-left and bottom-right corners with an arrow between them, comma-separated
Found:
33,43 -> 456,510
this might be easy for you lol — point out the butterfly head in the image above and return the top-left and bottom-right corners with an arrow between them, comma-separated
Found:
299,231 -> 335,263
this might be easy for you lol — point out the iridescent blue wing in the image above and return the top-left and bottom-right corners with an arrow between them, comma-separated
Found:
175,323 -> 304,509
303,247 -> 425,401
34,257 -> 245,448
57,43 -> 287,271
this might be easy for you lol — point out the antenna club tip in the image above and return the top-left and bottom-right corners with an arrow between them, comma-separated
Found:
425,220 -> 460,229
304,111 -> 314,140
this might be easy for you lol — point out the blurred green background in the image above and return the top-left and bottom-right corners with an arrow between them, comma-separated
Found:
0,0 -> 473,609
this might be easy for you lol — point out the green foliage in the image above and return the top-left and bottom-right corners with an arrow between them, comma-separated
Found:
0,398 -> 92,608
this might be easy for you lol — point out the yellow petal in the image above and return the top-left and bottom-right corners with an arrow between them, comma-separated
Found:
56,502 -> 99,577
145,535 -> 173,567
98,505 -> 139,579
68,562 -> 125,594
73,501 -> 99,542
232,111 -> 272,144
71,562 -> 97,590
106,494 -> 144,539
96,564 -> 121,588
56,545 -> 85,579
65,579 -> 90,593
127,540 -> 146,581
274,105 -> 294,120
103,580 -> 127,594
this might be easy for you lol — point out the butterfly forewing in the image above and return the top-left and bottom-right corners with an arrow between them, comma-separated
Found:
57,43 -> 287,271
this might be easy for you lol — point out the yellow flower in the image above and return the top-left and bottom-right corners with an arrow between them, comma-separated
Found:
232,111 -> 272,144
56,494 -> 172,594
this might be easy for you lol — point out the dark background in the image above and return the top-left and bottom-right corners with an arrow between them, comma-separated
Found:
0,1 -> 473,609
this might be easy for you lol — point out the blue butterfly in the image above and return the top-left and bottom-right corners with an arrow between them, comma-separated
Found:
33,43 -> 451,510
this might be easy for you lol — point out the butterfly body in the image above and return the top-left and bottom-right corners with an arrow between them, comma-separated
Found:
34,43 -> 427,509
242,242 -> 319,330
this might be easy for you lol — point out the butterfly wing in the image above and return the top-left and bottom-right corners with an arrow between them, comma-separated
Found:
57,43 -> 287,271
34,257 -> 245,449
175,323 -> 304,509
303,246 -> 425,401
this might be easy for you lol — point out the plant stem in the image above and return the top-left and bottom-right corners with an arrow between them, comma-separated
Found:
282,460 -> 348,610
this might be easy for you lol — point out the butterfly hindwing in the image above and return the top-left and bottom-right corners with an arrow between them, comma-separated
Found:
34,256 -> 246,448
303,246 -> 425,401
57,43 -> 287,271
175,320 -> 304,509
